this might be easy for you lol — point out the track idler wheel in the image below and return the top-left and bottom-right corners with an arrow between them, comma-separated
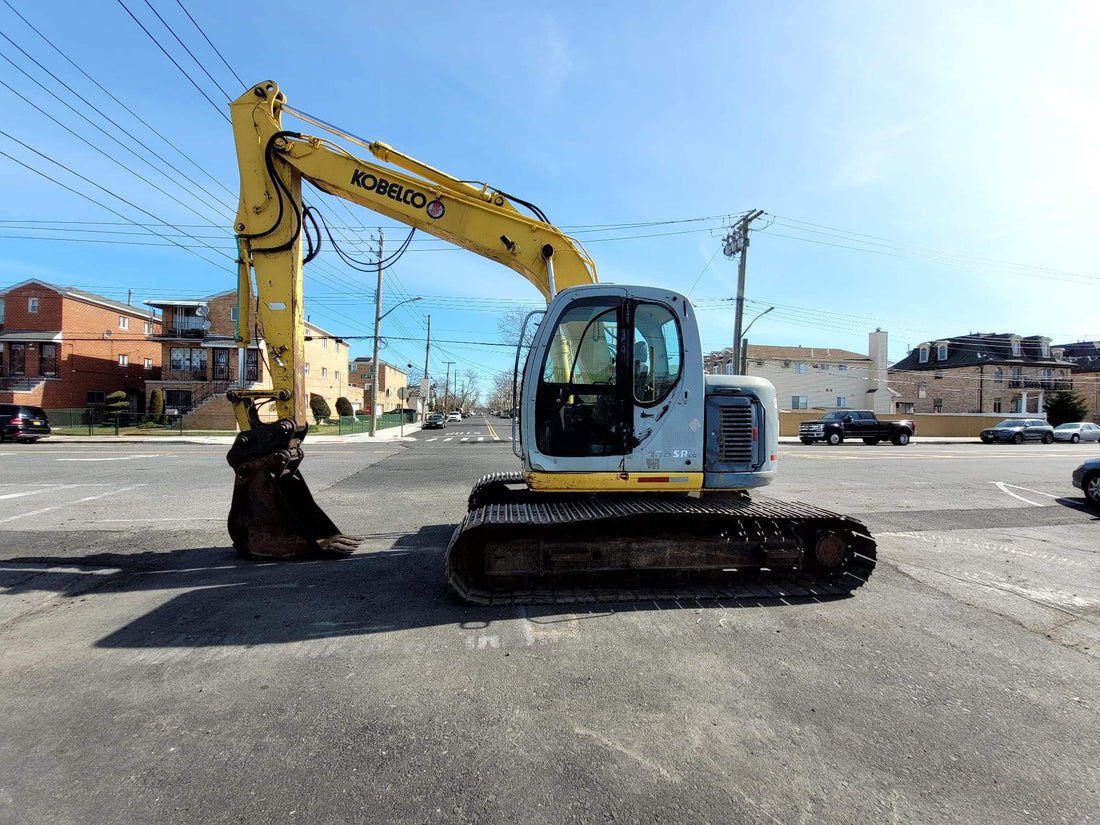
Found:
226,419 -> 361,559
812,531 -> 849,570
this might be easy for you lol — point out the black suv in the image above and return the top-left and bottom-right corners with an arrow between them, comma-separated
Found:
0,404 -> 51,443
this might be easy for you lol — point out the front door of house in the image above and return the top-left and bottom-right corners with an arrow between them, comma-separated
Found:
212,349 -> 230,381
10,343 -> 25,376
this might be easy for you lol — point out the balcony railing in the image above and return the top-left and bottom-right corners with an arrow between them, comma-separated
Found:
1008,378 -> 1072,390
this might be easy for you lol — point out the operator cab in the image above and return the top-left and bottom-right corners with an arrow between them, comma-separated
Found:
528,285 -> 685,460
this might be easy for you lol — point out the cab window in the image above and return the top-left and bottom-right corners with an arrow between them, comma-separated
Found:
536,299 -> 622,456
632,303 -> 681,406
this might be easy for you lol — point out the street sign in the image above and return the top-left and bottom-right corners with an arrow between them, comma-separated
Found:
397,387 -> 408,400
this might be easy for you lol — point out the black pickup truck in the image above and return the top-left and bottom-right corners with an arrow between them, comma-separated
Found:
798,410 -> 916,446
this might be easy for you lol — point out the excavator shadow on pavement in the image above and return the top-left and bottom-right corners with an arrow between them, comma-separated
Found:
0,524 -> 869,651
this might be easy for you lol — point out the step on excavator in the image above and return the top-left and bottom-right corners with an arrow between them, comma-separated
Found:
225,81 -> 876,604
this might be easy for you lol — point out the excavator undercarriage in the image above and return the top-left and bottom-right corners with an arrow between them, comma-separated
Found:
446,472 -> 877,605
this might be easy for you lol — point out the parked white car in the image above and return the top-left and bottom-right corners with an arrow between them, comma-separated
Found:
1053,422 -> 1100,443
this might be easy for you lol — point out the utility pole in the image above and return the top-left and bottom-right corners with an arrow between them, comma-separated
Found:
369,231 -> 384,436
723,209 -> 764,375
443,360 -> 456,412
423,315 -> 431,412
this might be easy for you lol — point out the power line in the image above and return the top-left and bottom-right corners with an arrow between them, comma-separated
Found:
173,0 -> 244,89
115,0 -> 229,122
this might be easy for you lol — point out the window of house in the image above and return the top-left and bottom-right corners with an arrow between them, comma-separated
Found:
165,389 -> 193,410
169,347 -> 207,374
937,344 -> 948,360
838,364 -> 848,372
724,362 -> 734,375
755,359 -> 764,367
119,316 -> 129,330
994,368 -> 1003,385
27,297 -> 39,313
933,398 -> 943,413
87,391 -> 106,405
144,357 -> 153,370
993,399 -> 1002,413
1041,341 -> 1050,357
1052,348 -> 1064,361
118,354 -> 129,366
896,402 -> 915,413
230,307 -> 239,322
322,338 -> 327,349
245,349 -> 259,382
821,364 -> 831,372
918,383 -> 927,399
335,371 -> 341,383
795,362 -> 807,374
836,396 -> 847,407
1041,368 -> 1052,378
304,363 -> 310,376
39,343 -> 58,377
791,395 -> 808,409
919,346 -> 929,363
144,321 -> 152,335
1012,366 -> 1022,380
321,367 -> 328,378
1011,338 -> 1021,356
1010,398 -> 1021,413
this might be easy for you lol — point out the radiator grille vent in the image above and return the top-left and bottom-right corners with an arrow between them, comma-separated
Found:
717,404 -> 754,464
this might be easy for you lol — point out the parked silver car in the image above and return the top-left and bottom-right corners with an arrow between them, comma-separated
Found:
979,418 -> 1055,444
1053,422 -> 1100,443
1071,458 -> 1100,505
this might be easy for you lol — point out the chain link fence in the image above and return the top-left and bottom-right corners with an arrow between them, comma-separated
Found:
45,408 -> 419,437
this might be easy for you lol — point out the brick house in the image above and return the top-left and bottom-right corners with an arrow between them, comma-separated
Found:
1054,341 -> 1100,422
349,358 -> 408,413
889,334 -> 1071,415
703,331 -> 893,413
144,289 -> 351,429
0,279 -> 162,411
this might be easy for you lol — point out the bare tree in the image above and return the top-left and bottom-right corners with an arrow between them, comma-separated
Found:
497,306 -> 540,349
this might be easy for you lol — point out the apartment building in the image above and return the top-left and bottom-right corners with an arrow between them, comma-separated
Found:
348,358 -> 408,413
0,279 -> 162,410
704,331 -> 892,413
889,333 -> 1070,415
144,289 -> 351,428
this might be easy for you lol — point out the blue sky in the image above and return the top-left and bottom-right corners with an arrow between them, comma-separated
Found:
2,0 -> 1097,388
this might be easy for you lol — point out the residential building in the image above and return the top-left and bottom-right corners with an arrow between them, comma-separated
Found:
349,358 -> 408,413
144,289 -> 351,428
0,279 -> 162,410
890,333 -> 1070,415
703,331 -> 891,413
1054,341 -> 1100,422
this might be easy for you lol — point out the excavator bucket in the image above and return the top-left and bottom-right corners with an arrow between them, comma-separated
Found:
226,419 -> 361,559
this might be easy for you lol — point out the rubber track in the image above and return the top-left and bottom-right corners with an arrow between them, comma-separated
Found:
446,484 -> 876,606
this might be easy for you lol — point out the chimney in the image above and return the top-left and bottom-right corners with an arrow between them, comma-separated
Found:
868,329 -> 889,414
127,289 -> 133,306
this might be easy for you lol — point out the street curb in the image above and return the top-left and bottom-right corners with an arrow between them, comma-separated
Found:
44,423 -> 423,446
779,436 -> 978,445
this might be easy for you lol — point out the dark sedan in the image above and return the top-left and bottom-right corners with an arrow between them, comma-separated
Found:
979,418 -> 1054,444
1072,458 -> 1100,505
0,404 -> 51,443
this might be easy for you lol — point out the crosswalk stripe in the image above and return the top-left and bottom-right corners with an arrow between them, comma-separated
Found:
477,436 -> 484,442
444,437 -> 453,442
460,437 -> 469,442
427,437 -> 439,442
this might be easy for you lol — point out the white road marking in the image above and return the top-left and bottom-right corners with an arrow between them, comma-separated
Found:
0,484 -> 81,500
92,517 -> 222,523
427,437 -> 439,442
0,484 -> 146,524
460,437 -> 469,443
990,482 -> 1062,500
56,454 -> 173,462
443,437 -> 452,442
991,481 -> 1044,507
477,436 -> 485,442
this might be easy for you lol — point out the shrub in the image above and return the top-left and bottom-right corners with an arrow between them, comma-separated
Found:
335,396 -> 354,417
309,393 -> 331,424
148,389 -> 165,424
105,390 -> 129,426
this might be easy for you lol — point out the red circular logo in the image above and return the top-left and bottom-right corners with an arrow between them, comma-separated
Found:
425,199 -> 445,219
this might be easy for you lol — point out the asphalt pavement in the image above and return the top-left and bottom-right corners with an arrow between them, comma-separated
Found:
0,418 -> 1097,824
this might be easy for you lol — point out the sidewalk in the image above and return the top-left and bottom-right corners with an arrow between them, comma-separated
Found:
779,435 -> 976,445
46,423 -> 422,446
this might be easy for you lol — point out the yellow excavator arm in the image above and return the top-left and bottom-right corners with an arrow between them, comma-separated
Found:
225,80 -> 595,559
